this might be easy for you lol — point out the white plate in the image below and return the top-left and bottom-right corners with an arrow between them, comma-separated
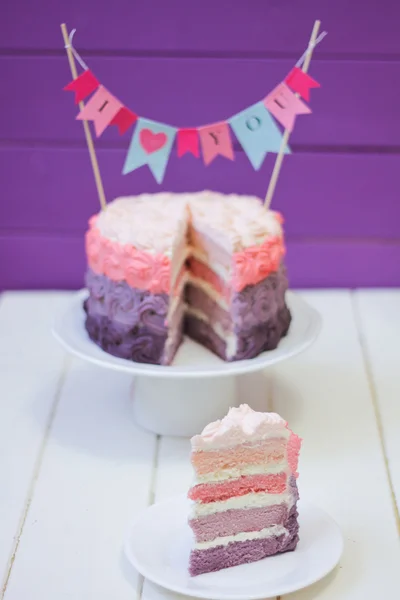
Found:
53,290 -> 321,379
124,495 -> 343,600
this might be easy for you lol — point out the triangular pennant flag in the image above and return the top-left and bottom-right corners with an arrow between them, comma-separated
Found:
198,121 -> 234,165
264,83 -> 311,132
229,101 -> 290,170
77,86 -> 123,137
123,118 -> 176,183
64,70 -> 99,104
177,129 -> 200,158
285,67 -> 320,101
111,107 -> 138,135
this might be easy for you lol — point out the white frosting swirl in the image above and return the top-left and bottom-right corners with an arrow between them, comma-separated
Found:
94,192 -> 282,256
191,404 -> 288,451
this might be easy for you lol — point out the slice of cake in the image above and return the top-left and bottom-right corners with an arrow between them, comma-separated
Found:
84,192 -> 291,364
188,404 -> 301,576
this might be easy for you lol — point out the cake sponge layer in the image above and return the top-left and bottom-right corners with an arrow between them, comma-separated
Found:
189,509 -> 299,576
191,439 -> 288,476
189,473 -> 287,503
189,503 -> 290,543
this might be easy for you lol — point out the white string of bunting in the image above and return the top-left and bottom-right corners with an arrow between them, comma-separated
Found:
61,21 -> 326,206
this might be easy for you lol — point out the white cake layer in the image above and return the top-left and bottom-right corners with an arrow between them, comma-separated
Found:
195,462 -> 288,484
190,490 -> 294,518
194,524 -> 288,551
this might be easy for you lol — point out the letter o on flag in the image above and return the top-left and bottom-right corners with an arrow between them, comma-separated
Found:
246,116 -> 261,131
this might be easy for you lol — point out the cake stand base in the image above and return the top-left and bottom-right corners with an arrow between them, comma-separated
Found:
131,375 -> 240,436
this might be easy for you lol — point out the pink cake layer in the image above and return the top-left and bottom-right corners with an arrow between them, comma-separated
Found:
189,473 -> 287,503
188,257 -> 232,302
86,217 -> 285,294
189,503 -> 289,543
191,439 -> 287,476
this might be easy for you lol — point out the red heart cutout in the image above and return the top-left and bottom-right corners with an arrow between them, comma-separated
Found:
140,129 -> 167,154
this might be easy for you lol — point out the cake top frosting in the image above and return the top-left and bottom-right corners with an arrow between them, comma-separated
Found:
191,404 -> 289,451
94,192 -> 283,255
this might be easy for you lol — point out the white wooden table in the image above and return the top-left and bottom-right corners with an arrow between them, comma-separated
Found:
1,290 -> 399,600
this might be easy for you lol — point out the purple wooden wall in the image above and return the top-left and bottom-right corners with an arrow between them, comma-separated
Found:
1,1 -> 400,290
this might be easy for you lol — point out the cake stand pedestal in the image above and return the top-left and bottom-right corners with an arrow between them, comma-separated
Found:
53,290 -> 321,437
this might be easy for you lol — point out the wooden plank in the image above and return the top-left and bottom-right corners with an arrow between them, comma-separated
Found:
271,291 -> 400,598
1,57 -> 399,147
0,292 -> 69,589
1,0 -> 399,55
1,233 -> 400,291
3,361 -> 156,600
1,148 -> 400,241
354,290 -> 400,518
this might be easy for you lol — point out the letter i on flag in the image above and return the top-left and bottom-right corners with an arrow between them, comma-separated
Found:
77,85 -> 123,137
123,118 -> 177,183
230,102 -> 290,170
264,83 -> 311,133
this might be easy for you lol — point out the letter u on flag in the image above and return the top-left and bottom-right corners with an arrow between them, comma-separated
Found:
77,85 -> 123,137
198,122 -> 234,165
230,102 -> 290,170
264,83 -> 311,133
123,118 -> 177,183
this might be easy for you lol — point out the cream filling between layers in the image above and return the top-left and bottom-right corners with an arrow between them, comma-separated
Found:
194,524 -> 288,551
190,491 -> 294,518
194,461 -> 288,484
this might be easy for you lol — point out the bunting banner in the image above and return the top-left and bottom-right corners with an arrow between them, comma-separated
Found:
64,35 -> 322,183
198,122 -> 234,165
77,86 -> 123,137
229,102 -> 290,171
64,69 -> 99,104
123,118 -> 177,183
177,129 -> 200,158
285,67 -> 320,101
264,83 -> 311,133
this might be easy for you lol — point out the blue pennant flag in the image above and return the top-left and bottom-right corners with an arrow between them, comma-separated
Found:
229,102 -> 290,170
123,118 -> 177,183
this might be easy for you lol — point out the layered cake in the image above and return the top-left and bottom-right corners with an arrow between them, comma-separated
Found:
84,191 -> 291,364
188,404 -> 301,576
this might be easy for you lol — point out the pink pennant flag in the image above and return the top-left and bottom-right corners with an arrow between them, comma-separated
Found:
77,86 -> 123,137
110,106 -> 138,135
198,122 -> 234,165
64,70 -> 99,104
177,129 -> 200,157
264,83 -> 311,133
285,67 -> 320,101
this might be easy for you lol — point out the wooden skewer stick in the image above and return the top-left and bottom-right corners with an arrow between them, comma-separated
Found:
60,23 -> 107,211
264,19 -> 321,210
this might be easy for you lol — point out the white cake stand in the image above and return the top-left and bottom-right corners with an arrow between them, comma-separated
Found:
53,290 -> 321,437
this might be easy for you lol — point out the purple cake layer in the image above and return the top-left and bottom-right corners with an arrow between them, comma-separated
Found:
84,264 -> 291,364
185,305 -> 291,361
189,503 -> 290,543
189,509 -> 299,576
186,284 -> 233,334
231,265 -> 290,333
84,269 -> 176,364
